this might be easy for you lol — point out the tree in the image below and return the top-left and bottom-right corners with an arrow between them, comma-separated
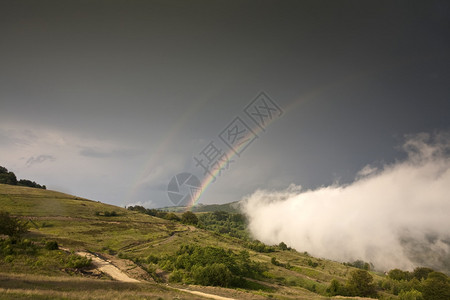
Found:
0,170 -> 17,185
422,272 -> 450,300
0,211 -> 28,237
346,269 -> 377,297
278,241 -> 288,250
181,211 -> 198,225
192,263 -> 232,287
327,279 -> 342,296
412,267 -> 434,281
17,179 -> 46,189
398,289 -> 423,300
165,213 -> 180,221
388,268 -> 412,281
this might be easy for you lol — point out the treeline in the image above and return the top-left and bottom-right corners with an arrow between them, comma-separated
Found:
197,211 -> 248,240
0,166 -> 46,189
344,259 -> 374,271
380,267 -> 450,299
327,267 -> 450,299
127,206 -> 199,225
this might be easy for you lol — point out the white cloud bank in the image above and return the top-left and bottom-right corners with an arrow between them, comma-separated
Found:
241,132 -> 450,272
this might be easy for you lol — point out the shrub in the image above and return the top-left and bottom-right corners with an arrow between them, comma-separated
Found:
307,259 -> 318,268
344,259 -> 372,270
271,257 -> 277,265
246,240 -> 275,253
0,211 -> 28,237
327,279 -> 342,296
0,238 -> 37,256
398,289 -> 423,300
45,241 -> 59,250
192,263 -> 232,287
146,254 -> 159,264
162,244 -> 266,287
65,255 -> 92,268
181,211 -> 198,225
278,241 -> 288,250
422,272 -> 450,300
271,257 -> 286,267
388,268 -> 412,281
346,269 -> 377,297
412,267 -> 434,281
103,211 -> 117,217
165,213 -> 180,221
168,269 -> 184,283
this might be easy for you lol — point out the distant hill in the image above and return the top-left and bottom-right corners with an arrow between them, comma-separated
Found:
159,201 -> 241,213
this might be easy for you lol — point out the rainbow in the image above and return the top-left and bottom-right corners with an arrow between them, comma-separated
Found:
184,81 -> 357,210
127,62 -> 393,210
125,88 -> 329,210
184,111 -> 282,211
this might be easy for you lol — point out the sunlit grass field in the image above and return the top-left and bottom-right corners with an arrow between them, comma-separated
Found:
0,272 -> 196,300
0,184 -> 389,299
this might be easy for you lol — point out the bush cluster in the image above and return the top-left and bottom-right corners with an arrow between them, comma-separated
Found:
65,254 -> 92,268
197,211 -> 248,239
327,269 -> 377,298
0,211 -> 28,238
378,267 -> 450,300
245,240 -> 276,253
343,259 -> 373,271
127,206 -> 198,225
95,211 -> 118,217
158,244 -> 266,287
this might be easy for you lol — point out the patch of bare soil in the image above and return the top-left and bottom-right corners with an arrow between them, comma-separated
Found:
75,251 -> 140,283
170,284 -> 267,300
97,252 -> 154,282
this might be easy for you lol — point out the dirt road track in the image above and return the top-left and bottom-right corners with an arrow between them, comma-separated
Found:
176,288 -> 236,300
75,251 -> 139,283
70,249 -> 237,299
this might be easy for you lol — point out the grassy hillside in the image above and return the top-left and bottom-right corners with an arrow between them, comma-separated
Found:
1,184 -> 448,299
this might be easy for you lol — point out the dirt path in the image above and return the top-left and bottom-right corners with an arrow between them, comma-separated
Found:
175,288 -> 236,300
68,249 -> 237,299
75,251 -> 140,283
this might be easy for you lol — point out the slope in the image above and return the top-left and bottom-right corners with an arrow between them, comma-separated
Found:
0,183 -> 429,299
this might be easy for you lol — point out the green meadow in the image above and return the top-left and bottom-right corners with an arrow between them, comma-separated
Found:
1,184 -> 448,299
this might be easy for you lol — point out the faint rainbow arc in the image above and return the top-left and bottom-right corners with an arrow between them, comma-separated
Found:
184,82 -> 348,210
184,60 -> 407,209
185,109 -> 287,211
130,58 -> 399,208
125,96 -> 211,206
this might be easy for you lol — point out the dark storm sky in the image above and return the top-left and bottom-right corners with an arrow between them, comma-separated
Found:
1,1 -> 449,207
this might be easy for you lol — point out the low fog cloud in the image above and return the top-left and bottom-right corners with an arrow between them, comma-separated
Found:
242,132 -> 450,272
